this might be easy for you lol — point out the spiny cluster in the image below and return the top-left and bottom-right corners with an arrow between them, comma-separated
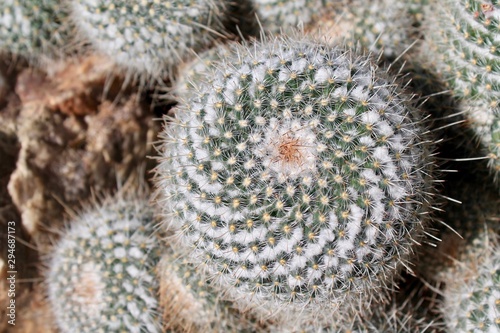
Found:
251,0 -> 326,34
442,233 -> 500,332
345,0 -> 427,59
0,0 -> 70,58
156,35 -> 435,325
69,0 -> 227,76
46,196 -> 162,333
423,0 -> 500,185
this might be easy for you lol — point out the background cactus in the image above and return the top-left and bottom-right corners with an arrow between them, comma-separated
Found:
422,0 -> 500,187
304,0 -> 428,62
345,0 -> 428,59
441,232 -> 500,332
251,0 -> 328,34
167,42 -> 234,103
46,194 -> 162,333
156,35 -> 436,328
69,0 -> 228,78
0,0 -> 71,59
158,249 -> 267,332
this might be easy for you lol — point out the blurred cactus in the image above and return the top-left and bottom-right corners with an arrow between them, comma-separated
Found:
46,194 -> 162,333
0,0 -> 72,60
442,232 -> 500,332
158,249 -> 267,332
252,0 -> 327,34
69,0 -> 228,77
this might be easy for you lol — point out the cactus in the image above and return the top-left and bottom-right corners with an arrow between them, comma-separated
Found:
0,0 -> 71,60
251,0 -> 327,34
69,0 -> 228,77
169,42 -> 234,102
326,0 -> 428,60
442,232 -> 500,332
46,194 -> 162,333
158,249 -> 267,332
155,35 -> 436,327
422,0 -> 500,186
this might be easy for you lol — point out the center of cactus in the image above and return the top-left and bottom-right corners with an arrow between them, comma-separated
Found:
260,119 -> 318,179
73,263 -> 105,314
277,136 -> 302,163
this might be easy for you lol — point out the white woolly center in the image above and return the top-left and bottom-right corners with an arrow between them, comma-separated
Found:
259,118 -> 317,180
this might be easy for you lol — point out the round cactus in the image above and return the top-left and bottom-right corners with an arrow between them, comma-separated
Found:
155,35 -> 436,326
442,232 -> 500,332
46,194 -> 162,333
69,0 -> 228,77
0,0 -> 71,59
422,0 -> 500,187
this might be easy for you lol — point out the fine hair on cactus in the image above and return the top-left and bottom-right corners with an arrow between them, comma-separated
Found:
155,34 -> 437,327
68,0 -> 229,80
157,248 -> 267,332
251,0 -> 327,34
441,231 -> 500,332
44,190 -> 162,333
0,0 -> 73,61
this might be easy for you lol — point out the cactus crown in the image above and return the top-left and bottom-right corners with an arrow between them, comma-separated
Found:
70,0 -> 227,77
156,35 -> 435,324
46,195 -> 162,333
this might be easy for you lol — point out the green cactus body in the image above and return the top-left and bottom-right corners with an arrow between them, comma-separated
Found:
0,0 -> 70,59
345,0 -> 428,59
46,196 -> 162,333
69,0 -> 227,77
252,0 -> 326,34
156,36 -> 436,326
443,233 -> 500,332
423,0 -> 500,185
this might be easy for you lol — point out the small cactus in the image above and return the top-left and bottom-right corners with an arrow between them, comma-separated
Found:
422,0 -> 500,186
346,0 -> 428,59
442,232 -> 500,332
158,249 -> 266,332
46,194 -> 162,333
156,35 -> 436,327
0,0 -> 71,59
169,42 -> 234,102
251,0 -> 327,34
69,0 -> 228,77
